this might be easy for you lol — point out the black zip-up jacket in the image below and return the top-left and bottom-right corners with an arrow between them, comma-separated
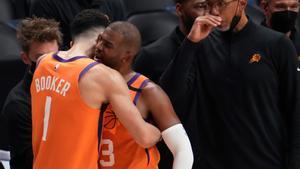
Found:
160,19 -> 300,169
1,70 -> 33,169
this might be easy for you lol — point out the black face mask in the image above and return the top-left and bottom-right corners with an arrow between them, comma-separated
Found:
229,15 -> 241,32
227,0 -> 242,33
270,10 -> 298,33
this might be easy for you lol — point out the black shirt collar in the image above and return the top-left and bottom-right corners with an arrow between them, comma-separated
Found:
216,18 -> 254,39
174,26 -> 185,44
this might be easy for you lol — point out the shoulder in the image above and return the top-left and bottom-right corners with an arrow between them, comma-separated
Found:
138,80 -> 164,109
36,52 -> 55,67
242,21 -> 295,54
143,81 -> 159,92
89,63 -> 121,78
136,29 -> 182,68
291,30 -> 300,54
251,22 -> 286,43
2,89 -> 30,117
85,63 -> 124,85
3,82 -> 26,107
78,63 -> 126,105
240,21 -> 294,51
141,80 -> 165,98
249,23 -> 297,63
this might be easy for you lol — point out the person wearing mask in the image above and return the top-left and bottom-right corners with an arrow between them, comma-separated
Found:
1,17 -> 62,169
260,0 -> 300,55
133,0 -> 266,84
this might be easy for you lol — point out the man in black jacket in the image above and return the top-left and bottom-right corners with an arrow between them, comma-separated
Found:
160,0 -> 300,168
0,17 -> 61,169
133,0 -> 266,83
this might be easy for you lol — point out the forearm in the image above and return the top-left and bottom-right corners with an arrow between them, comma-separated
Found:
129,121 -> 161,148
162,124 -> 193,169
142,122 -> 161,148
117,112 -> 161,148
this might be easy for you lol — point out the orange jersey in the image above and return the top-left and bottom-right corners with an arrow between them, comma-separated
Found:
100,73 -> 160,169
31,53 -> 102,169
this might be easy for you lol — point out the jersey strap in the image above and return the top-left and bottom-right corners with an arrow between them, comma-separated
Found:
127,73 -> 150,105
78,61 -> 100,81
52,53 -> 89,62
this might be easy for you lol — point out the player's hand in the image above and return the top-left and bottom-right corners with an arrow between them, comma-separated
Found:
187,14 -> 222,43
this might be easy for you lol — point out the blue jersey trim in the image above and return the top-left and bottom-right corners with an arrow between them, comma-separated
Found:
78,62 -> 100,81
52,53 -> 89,62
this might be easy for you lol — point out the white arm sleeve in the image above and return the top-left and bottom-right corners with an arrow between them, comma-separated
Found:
162,123 -> 193,169
0,150 -> 10,161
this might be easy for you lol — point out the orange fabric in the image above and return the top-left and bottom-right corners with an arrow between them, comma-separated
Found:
100,74 -> 160,169
31,53 -> 101,169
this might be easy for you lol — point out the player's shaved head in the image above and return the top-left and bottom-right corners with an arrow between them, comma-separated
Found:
107,21 -> 141,57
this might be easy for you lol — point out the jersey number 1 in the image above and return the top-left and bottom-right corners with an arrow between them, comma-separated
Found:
42,96 -> 52,141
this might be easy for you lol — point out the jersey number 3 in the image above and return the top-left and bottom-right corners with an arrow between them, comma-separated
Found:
100,139 -> 115,167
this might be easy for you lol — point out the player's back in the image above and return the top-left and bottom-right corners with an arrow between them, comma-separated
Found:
100,73 -> 160,169
31,52 -> 101,169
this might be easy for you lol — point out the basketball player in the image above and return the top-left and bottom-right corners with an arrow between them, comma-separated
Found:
30,9 -> 161,169
95,21 -> 193,169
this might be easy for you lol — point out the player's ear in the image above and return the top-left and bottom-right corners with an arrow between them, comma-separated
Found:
70,41 -> 73,47
176,3 -> 184,17
239,0 -> 247,9
20,51 -> 31,65
122,51 -> 133,63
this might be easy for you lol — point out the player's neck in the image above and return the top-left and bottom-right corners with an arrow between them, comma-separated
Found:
121,69 -> 135,83
62,41 -> 94,59
71,43 -> 93,57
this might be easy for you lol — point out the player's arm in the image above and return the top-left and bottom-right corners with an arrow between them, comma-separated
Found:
142,82 -> 194,169
102,68 -> 161,148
